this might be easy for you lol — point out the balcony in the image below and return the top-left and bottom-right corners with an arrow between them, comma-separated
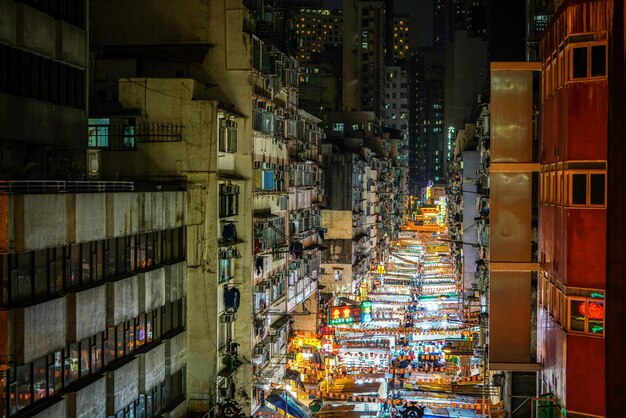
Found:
0,180 -> 134,194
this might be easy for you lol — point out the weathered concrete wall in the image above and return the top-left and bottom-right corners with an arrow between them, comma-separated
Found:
76,193 -> 107,243
166,401 -> 188,418
138,269 -> 166,313
19,298 -> 66,364
33,397 -> 66,418
322,211 -> 353,240
8,191 -> 186,252
138,344 -> 166,393
165,331 -> 187,375
165,262 -> 186,303
75,286 -> 107,342
109,277 -> 139,326
21,194 -> 68,250
107,359 -> 139,414
74,378 -> 107,418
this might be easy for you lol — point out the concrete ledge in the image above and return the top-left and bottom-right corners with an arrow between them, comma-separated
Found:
491,62 -> 541,71
490,262 -> 540,272
490,163 -> 541,172
488,362 -> 541,371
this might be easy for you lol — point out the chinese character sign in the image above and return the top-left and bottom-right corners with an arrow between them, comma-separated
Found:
361,300 -> 373,323
327,305 -> 362,325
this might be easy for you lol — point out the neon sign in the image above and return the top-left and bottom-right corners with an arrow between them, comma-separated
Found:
327,305 -> 362,325
578,301 -> 604,320
361,300 -> 373,323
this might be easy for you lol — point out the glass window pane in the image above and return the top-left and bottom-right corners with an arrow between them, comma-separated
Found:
570,299 -> 586,332
572,47 -> 588,79
591,45 -> 606,76
33,357 -> 46,402
80,338 -> 90,377
571,173 -> 587,205
16,364 -> 31,410
70,244 -> 81,287
12,253 -> 32,302
588,301 -> 604,334
82,242 -> 92,284
34,250 -> 48,297
96,241 -> 104,281
590,173 -> 605,205
94,333 -> 103,371
65,343 -> 79,385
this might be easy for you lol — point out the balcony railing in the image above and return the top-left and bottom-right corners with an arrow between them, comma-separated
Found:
0,180 -> 134,194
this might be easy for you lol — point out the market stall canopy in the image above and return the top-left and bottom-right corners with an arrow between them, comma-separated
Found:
266,390 -> 312,418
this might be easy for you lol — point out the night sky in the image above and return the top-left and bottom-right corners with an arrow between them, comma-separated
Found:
324,0 -> 434,47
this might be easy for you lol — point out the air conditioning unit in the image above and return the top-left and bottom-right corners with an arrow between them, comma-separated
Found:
86,149 -> 101,178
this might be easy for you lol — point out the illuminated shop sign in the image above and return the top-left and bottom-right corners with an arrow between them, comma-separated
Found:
327,305 -> 361,325
361,300 -> 373,323
578,301 -> 604,320
327,301 -> 373,325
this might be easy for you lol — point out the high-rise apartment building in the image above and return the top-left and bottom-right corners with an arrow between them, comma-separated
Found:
537,0 -> 624,416
295,8 -> 343,63
90,1 -> 322,414
0,2 -> 190,418
525,0 -> 555,61
391,16 -> 410,63
294,8 -> 343,115
343,0 -> 386,115
382,67 -> 409,142
414,49 -> 446,188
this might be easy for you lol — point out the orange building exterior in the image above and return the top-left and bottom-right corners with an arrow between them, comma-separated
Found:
538,1 -> 614,416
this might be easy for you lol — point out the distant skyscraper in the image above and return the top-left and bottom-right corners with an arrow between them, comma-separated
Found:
342,0 -> 386,115
295,8 -> 343,63
391,16 -> 411,63
415,49 -> 446,186
525,0 -> 555,61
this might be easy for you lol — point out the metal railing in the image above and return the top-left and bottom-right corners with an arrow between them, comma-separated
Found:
0,180 -> 134,194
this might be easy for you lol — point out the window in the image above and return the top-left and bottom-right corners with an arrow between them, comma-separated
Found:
88,118 -> 110,147
2,228 -> 185,308
570,43 -> 607,80
219,183 -> 240,217
332,122 -> 344,132
591,45 -> 606,77
572,47 -> 587,79
218,117 -> 238,153
569,297 -> 604,335
122,118 -> 136,148
568,171 -> 606,207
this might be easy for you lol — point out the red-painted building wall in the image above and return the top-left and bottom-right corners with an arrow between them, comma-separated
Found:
538,1 -> 609,416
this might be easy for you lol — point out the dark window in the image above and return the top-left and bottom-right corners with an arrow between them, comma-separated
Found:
33,356 -> 46,401
105,238 -> 117,277
34,250 -> 48,297
571,173 -> 587,205
80,337 -> 90,377
569,299 -> 586,331
0,44 -> 85,108
572,47 -> 588,79
591,45 -> 606,77
590,173 -> 605,205
64,343 -> 79,385
10,253 -> 32,302
81,242 -> 92,284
